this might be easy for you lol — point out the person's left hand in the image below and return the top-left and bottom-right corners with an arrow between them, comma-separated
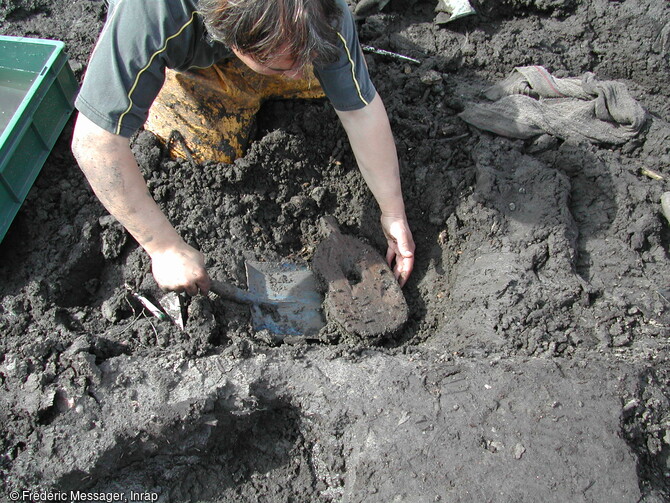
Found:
381,214 -> 415,287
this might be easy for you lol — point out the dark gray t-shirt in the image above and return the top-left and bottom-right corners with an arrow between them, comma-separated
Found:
75,0 -> 376,137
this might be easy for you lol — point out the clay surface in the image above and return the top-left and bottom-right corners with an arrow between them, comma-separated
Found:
1,0 -> 669,501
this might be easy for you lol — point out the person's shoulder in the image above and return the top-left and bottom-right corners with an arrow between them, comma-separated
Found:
333,0 -> 351,19
332,0 -> 356,31
111,0 -> 198,24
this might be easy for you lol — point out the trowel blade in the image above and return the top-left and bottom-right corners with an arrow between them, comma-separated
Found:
245,261 -> 325,337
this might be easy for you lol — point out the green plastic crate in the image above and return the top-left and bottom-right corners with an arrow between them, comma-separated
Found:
0,35 -> 78,243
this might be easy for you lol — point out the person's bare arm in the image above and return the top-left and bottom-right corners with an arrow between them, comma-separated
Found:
71,113 -> 210,295
335,93 -> 415,286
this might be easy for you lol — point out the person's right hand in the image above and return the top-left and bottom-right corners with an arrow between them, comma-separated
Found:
381,214 -> 415,287
150,242 -> 211,296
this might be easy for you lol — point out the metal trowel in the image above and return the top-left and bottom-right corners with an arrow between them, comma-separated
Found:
210,260 -> 325,337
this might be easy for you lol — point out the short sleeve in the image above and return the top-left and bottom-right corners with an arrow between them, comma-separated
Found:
313,0 -> 376,112
74,0 -> 198,137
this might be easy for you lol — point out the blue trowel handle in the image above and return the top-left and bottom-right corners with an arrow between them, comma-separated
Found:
210,279 -> 260,305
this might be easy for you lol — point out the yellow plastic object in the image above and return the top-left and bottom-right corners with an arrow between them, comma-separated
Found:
145,58 -> 324,164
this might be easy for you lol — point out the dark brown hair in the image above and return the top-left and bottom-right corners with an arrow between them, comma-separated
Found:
199,0 -> 341,67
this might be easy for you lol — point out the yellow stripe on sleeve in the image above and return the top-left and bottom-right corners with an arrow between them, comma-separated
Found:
115,11 -> 198,135
336,31 -> 369,107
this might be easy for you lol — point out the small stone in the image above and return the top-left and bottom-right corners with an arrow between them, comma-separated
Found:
489,440 -> 504,452
420,69 -> 442,85
514,443 -> 526,459
310,186 -> 327,207
69,60 -> 83,73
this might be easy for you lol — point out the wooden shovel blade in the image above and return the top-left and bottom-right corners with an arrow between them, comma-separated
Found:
312,216 -> 409,342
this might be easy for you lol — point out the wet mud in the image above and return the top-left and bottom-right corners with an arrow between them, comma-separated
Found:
1,0 -> 669,501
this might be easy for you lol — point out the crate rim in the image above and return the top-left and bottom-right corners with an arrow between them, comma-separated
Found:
0,35 -> 67,149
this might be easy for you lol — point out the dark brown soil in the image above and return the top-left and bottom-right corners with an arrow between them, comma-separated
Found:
1,0 -> 669,501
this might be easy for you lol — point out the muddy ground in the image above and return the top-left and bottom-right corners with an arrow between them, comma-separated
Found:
1,0 -> 670,501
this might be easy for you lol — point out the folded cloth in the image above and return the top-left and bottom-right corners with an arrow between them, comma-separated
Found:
459,65 -> 647,145
435,0 -> 476,24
